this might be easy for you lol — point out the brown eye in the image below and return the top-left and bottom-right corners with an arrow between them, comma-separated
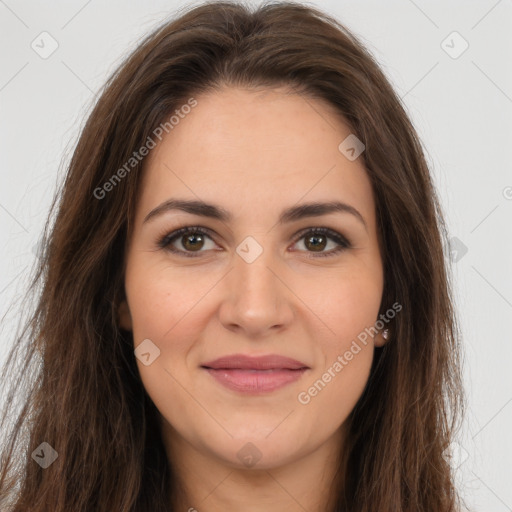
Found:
292,228 -> 351,258
304,233 -> 327,252
158,226 -> 217,257
158,226 -> 351,259
181,232 -> 205,251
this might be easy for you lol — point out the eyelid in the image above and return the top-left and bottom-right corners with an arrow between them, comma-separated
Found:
156,224 -> 351,257
157,225 -> 217,248
291,226 -> 349,246
289,226 -> 351,258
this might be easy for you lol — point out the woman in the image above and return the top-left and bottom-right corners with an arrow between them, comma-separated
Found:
0,1 -> 464,510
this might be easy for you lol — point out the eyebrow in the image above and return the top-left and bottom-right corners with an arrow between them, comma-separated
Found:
143,198 -> 368,231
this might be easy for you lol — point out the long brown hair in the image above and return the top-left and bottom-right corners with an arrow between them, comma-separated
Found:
0,1 -> 464,510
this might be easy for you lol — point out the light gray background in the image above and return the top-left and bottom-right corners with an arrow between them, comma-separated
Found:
0,1 -> 511,510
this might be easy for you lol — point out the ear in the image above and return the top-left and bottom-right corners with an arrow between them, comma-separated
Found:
374,327 -> 390,348
118,299 -> 133,331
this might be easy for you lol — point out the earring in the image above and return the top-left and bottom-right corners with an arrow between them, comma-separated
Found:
382,328 -> 390,340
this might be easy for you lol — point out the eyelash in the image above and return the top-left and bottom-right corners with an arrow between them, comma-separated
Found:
156,225 -> 352,259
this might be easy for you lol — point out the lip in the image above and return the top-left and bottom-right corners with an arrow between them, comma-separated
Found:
201,354 -> 310,394
202,354 -> 309,370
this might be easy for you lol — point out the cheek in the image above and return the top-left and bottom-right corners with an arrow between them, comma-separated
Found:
125,263 -> 216,408
127,269 -> 207,435
297,342 -> 373,434
126,261 -> 216,344
296,262 -> 383,346
293,266 -> 380,414
297,303 -> 376,426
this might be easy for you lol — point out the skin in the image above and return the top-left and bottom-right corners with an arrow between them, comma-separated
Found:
118,85 -> 387,512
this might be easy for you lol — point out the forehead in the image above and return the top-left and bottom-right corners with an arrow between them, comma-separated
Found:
137,86 -> 375,226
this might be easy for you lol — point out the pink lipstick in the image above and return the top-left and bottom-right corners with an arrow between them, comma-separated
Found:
201,354 -> 309,393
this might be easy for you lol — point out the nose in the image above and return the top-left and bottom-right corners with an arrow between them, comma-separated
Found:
218,242 -> 295,338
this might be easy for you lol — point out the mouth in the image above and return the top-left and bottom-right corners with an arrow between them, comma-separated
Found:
200,354 -> 310,394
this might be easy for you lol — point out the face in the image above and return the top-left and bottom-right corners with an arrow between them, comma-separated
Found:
119,85 -> 386,471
